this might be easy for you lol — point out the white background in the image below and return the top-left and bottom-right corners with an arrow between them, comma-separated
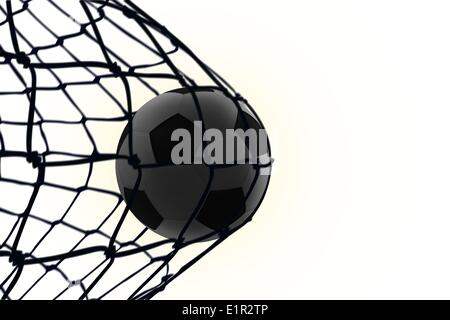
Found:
139,0 -> 450,299
2,0 -> 450,300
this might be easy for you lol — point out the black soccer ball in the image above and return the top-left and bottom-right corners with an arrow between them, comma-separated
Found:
115,87 -> 271,242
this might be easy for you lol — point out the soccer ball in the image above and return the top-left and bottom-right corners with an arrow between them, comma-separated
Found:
115,87 -> 270,242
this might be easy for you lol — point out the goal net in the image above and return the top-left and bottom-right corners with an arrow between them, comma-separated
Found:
0,0 -> 254,300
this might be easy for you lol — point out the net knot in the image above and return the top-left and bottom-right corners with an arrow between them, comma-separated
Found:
26,151 -> 42,168
9,250 -> 25,266
161,274 -> 173,283
128,154 -> 141,169
172,237 -> 185,250
45,264 -> 57,272
109,62 -> 122,77
122,7 -> 136,19
104,246 -> 117,259
16,52 -> 30,68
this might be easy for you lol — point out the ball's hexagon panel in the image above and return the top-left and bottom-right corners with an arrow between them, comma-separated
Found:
140,165 -> 209,221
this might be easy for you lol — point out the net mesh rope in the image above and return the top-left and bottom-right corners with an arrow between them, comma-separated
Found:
0,0 -> 262,300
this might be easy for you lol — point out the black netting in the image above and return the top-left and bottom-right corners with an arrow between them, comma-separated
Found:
0,0 -> 265,300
